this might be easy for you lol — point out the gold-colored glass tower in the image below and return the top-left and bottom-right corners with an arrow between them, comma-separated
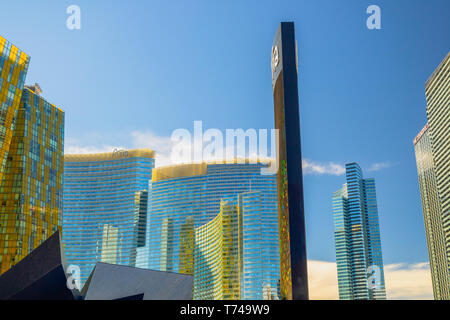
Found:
0,36 -> 29,183
0,45 -> 65,275
193,200 -> 242,300
414,52 -> 450,299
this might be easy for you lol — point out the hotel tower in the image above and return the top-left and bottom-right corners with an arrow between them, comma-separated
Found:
0,35 -> 65,275
140,161 -> 280,300
414,52 -> 450,299
62,149 -> 155,286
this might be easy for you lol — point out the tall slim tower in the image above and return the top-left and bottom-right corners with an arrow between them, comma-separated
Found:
414,124 -> 449,299
271,22 -> 308,300
332,163 -> 386,300
414,52 -> 450,299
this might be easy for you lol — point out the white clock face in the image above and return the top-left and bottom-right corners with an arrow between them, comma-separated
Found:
271,45 -> 279,75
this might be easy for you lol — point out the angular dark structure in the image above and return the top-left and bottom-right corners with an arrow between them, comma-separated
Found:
271,22 -> 309,300
0,231 -> 194,300
82,262 -> 194,300
0,231 -> 81,300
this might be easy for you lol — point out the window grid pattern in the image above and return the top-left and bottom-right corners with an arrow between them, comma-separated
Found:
414,125 -> 450,299
143,163 -> 280,300
332,163 -> 386,300
62,151 -> 154,286
0,87 -> 64,274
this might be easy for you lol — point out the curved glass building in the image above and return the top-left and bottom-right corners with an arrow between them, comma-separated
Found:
194,199 -> 241,300
141,161 -> 280,300
62,149 -> 154,286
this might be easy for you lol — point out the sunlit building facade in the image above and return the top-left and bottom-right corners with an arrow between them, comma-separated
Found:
414,52 -> 450,299
0,36 -> 29,184
333,162 -> 386,300
414,124 -> 449,299
193,200 -> 241,300
0,35 -> 31,274
142,161 -> 280,300
0,82 -> 64,275
62,149 -> 154,286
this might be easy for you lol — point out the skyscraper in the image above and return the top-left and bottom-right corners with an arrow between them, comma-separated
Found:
0,36 -> 29,184
0,35 -> 30,274
1,85 -> 65,274
0,34 -> 65,277
62,149 -> 154,286
332,163 -> 386,300
414,52 -> 450,299
271,22 -> 308,300
414,124 -> 449,299
141,161 -> 280,300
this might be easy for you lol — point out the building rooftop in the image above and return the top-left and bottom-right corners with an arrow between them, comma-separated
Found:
413,123 -> 429,145
65,148 -> 155,162
152,158 -> 274,182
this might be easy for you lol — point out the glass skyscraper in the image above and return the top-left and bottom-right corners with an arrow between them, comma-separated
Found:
414,52 -> 450,299
0,35 -> 66,275
0,36 -> 29,185
140,161 -> 280,300
194,200 -> 240,300
332,162 -> 386,300
62,149 -> 154,286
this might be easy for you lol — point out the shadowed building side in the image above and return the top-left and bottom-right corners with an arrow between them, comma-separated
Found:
271,22 -> 308,300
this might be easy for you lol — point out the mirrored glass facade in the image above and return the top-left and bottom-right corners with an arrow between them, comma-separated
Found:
332,162 -> 386,300
0,35 -> 29,185
140,162 -> 280,300
0,84 -> 64,275
62,149 -> 154,286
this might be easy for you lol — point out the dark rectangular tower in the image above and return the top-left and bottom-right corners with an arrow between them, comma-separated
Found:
271,22 -> 308,300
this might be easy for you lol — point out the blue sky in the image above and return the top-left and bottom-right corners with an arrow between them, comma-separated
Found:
1,0 -> 448,276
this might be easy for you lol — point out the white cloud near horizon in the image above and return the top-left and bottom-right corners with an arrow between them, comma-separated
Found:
65,130 -> 393,175
302,160 -> 346,176
308,260 -> 433,300
368,162 -> 393,172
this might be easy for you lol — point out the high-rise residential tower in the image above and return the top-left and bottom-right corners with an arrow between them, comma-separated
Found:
414,52 -> 450,299
140,161 -> 280,300
62,149 -> 154,286
332,163 -> 386,300
414,124 -> 449,299
271,22 -> 308,300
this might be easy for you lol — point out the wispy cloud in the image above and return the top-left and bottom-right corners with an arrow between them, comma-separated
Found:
368,162 -> 392,172
65,131 -> 177,167
65,130 -> 392,175
302,159 -> 346,176
64,137 -> 125,155
308,260 -> 433,300
130,130 -> 176,167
